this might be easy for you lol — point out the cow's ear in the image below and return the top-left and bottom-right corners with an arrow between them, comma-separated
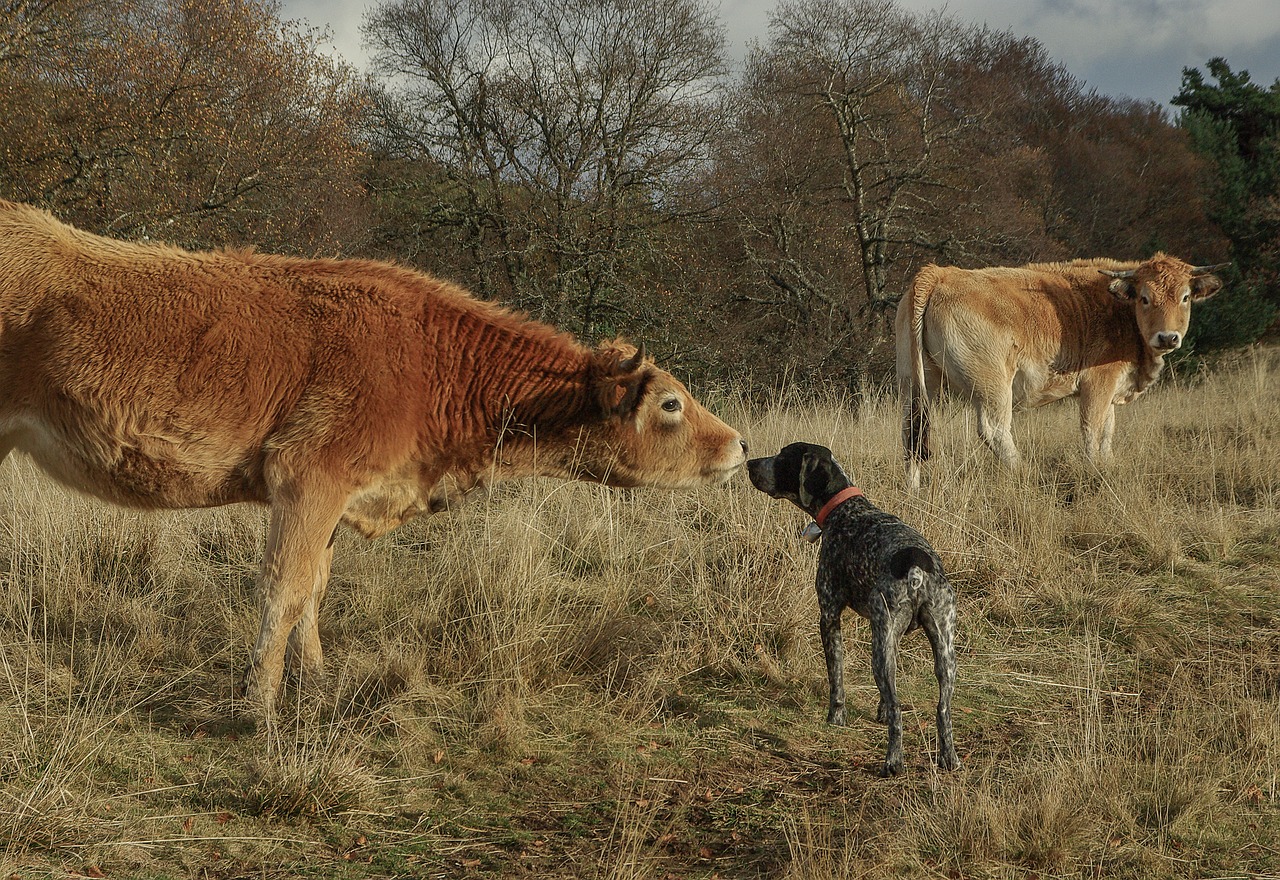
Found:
1191,274 -> 1222,301
593,342 -> 649,417
1108,278 -> 1135,300
602,372 -> 646,417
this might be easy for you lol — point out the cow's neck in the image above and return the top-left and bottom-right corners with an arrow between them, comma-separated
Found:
477,333 -> 603,478
1130,347 -> 1167,396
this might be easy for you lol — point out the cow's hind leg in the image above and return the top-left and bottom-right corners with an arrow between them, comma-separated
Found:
901,356 -> 943,491
242,486 -> 346,711
974,386 -> 1019,470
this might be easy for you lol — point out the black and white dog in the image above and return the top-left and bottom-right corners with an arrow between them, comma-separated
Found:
747,442 -> 959,776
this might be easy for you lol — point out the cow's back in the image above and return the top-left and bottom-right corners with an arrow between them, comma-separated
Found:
0,202 -> 434,508
916,262 -> 1137,396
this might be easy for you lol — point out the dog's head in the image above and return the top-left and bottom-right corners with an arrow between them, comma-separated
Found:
746,442 -> 853,512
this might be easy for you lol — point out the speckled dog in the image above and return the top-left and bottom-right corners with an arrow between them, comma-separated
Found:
747,442 -> 959,776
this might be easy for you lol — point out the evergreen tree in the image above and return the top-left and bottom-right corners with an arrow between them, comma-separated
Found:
1173,58 -> 1280,349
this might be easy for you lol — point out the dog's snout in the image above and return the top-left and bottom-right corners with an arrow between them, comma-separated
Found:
746,456 -> 772,492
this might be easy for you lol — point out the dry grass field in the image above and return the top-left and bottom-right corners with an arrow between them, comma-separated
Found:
2,348 -> 1278,879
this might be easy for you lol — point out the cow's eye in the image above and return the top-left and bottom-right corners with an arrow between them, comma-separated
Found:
1182,292 -> 1191,304
661,397 -> 682,414
1140,295 -> 1150,306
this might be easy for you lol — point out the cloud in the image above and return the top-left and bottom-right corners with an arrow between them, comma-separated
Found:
894,0 -> 1280,104
281,0 -> 1280,105
281,0 -> 370,69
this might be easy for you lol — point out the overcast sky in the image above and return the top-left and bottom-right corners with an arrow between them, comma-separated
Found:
282,0 -> 1280,109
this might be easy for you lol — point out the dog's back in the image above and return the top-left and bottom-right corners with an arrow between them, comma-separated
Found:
817,502 -> 949,620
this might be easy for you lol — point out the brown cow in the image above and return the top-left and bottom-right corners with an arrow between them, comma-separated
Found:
0,200 -> 747,709
896,254 -> 1225,488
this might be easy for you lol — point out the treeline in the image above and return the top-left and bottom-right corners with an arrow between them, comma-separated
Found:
3,0 -> 1277,389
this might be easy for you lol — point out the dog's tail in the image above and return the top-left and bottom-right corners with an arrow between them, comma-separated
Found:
889,547 -> 934,582
896,266 -> 939,491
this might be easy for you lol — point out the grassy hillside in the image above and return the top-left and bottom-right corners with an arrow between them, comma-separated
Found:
2,349 -> 1278,879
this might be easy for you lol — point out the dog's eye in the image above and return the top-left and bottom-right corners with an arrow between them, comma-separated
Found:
661,397 -> 682,414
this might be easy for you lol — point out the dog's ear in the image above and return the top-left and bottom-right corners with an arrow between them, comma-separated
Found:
796,451 -> 822,508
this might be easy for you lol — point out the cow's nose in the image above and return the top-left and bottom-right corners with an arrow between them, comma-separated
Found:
1156,331 -> 1181,350
739,438 -> 749,456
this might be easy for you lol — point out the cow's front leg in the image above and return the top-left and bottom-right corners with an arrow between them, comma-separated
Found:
285,540 -> 335,684
242,489 -> 346,711
1079,374 -> 1122,463
1080,401 -> 1116,462
1097,403 -> 1117,459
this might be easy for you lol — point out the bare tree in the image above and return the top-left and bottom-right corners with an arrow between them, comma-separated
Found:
746,0 -> 1004,326
0,0 -> 368,251
363,0 -> 726,333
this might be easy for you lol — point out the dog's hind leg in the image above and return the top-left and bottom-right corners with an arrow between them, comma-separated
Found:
870,599 -> 904,776
819,607 -> 847,726
921,584 -> 960,770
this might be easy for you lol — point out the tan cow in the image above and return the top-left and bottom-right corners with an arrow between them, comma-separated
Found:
0,200 -> 747,709
896,254 -> 1226,488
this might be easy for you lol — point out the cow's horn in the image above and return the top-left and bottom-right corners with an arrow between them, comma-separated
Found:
1190,262 -> 1230,275
619,341 -> 645,372
1098,268 -> 1136,279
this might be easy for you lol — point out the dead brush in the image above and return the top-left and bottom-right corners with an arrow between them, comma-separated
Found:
0,350 -> 1277,877
239,708 -> 390,821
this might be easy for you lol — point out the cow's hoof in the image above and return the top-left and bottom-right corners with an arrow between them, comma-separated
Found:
238,666 -> 279,715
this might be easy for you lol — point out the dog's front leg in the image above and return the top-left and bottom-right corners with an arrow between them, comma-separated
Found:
870,607 -> 904,776
819,607 -> 846,725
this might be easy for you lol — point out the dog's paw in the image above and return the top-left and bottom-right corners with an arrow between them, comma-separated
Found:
880,759 -> 904,777
826,707 -> 847,726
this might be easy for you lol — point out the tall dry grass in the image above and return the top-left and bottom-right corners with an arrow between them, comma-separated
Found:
1,348 -> 1278,878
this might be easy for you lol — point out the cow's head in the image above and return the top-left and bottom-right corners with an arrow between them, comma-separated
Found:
573,341 -> 747,488
1101,255 -> 1227,354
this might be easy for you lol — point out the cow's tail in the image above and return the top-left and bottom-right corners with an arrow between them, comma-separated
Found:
897,266 -> 940,490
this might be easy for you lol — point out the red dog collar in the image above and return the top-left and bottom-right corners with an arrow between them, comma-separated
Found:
815,486 -> 864,529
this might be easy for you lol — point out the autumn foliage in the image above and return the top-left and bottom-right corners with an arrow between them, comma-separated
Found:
1,0 -> 1266,386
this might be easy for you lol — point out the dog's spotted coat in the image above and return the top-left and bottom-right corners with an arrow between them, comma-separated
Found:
748,442 -> 959,776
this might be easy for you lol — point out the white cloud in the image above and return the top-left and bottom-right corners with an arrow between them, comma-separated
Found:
281,0 -> 370,70
280,0 -> 1280,104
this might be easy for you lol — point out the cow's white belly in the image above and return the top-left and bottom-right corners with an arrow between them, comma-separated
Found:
1012,364 -> 1080,410
0,410 -> 262,509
